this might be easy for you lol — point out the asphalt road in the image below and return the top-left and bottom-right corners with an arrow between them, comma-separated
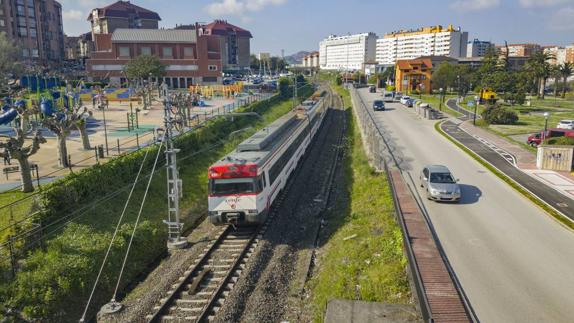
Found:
358,88 -> 574,323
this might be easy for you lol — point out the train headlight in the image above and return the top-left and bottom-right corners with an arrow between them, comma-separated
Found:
247,209 -> 258,215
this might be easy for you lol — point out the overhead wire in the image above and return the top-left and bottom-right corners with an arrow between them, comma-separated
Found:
79,148 -> 151,323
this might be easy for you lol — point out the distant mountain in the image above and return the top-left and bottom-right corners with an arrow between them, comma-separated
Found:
284,51 -> 311,65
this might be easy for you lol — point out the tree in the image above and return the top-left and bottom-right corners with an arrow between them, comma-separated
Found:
0,32 -> 22,93
551,65 -> 562,97
526,51 -> 555,99
278,77 -> 290,97
123,55 -> 166,82
431,61 -> 457,91
250,55 -> 260,72
0,128 -> 46,192
560,62 -> 573,98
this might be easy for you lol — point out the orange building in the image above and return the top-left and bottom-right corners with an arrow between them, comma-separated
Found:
395,58 -> 433,94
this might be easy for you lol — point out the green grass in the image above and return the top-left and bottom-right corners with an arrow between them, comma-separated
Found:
434,121 -> 574,231
310,84 -> 410,322
0,191 -> 35,243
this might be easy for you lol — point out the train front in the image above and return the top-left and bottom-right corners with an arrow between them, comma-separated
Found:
208,163 -> 264,225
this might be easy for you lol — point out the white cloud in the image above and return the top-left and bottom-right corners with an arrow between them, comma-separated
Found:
205,0 -> 287,18
548,6 -> 574,30
63,9 -> 83,21
450,0 -> 500,11
519,0 -> 574,7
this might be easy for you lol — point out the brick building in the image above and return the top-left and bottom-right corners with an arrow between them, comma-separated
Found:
0,0 -> 64,62
395,57 -> 433,94
86,27 -> 222,87
498,43 -> 541,57
201,20 -> 251,72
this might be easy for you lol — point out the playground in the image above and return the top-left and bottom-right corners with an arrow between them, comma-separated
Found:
0,82 -> 269,191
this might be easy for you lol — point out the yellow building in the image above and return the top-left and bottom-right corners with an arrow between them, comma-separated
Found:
395,58 -> 433,94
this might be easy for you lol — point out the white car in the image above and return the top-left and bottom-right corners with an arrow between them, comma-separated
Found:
400,96 -> 411,105
557,120 -> 574,130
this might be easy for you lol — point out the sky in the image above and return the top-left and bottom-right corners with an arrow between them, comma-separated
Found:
60,0 -> 574,56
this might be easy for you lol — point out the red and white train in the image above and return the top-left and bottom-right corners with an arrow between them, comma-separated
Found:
208,94 -> 328,225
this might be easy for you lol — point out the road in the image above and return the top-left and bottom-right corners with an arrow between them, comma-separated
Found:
358,88 -> 574,323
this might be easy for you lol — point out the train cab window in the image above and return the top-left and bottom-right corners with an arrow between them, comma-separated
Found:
262,174 -> 267,188
209,178 -> 257,195
257,176 -> 264,191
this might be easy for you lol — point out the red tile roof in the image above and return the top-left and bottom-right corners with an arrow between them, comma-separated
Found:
203,20 -> 252,38
87,1 -> 161,21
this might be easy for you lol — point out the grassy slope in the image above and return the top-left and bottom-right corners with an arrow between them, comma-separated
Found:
310,84 -> 410,322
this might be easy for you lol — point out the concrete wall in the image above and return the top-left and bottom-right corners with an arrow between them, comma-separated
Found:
537,146 -> 574,172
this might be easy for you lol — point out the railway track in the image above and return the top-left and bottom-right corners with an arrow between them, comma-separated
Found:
147,91 -> 335,323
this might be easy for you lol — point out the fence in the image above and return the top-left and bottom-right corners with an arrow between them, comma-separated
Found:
0,91 -> 274,278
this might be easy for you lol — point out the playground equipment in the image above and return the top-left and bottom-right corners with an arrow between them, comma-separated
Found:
0,104 -> 17,125
188,83 -> 244,99
40,98 -> 54,116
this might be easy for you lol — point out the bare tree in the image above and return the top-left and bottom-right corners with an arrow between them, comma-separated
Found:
74,106 -> 92,150
43,111 -> 75,168
0,128 -> 45,192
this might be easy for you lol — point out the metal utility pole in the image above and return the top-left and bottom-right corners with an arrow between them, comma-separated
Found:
293,74 -> 298,109
161,84 -> 188,250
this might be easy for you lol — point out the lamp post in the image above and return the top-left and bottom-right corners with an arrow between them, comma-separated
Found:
439,88 -> 444,111
473,95 -> 479,126
543,112 -> 549,142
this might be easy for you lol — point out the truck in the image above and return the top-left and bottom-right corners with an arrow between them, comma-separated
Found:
527,128 -> 574,147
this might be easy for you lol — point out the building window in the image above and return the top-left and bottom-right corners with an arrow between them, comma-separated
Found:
29,28 -> 36,38
26,0 -> 34,6
203,76 -> 217,83
31,49 -> 38,57
162,47 -> 173,58
208,65 -> 218,71
17,5 -> 25,16
140,46 -> 152,55
0,20 -> 4,27
28,19 -> 36,27
183,46 -> 194,58
18,27 -> 27,36
118,46 -> 130,57
22,48 -> 29,57
17,17 -> 26,26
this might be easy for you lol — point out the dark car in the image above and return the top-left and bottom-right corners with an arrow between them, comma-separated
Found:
373,100 -> 385,111
369,85 -> 376,93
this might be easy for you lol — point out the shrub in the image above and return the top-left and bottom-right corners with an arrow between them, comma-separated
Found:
481,104 -> 518,125
335,75 -> 343,86
544,136 -> 574,146
386,85 -> 396,92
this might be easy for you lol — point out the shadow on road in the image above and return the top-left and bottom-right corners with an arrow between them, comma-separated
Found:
458,184 -> 482,205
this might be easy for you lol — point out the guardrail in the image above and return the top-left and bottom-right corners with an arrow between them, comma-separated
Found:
348,87 -> 478,322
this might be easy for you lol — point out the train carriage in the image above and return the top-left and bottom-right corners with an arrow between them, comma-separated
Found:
208,95 -> 328,225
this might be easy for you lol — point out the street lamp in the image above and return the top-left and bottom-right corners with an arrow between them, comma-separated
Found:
543,112 -> 550,142
473,95 -> 479,126
439,88 -> 444,111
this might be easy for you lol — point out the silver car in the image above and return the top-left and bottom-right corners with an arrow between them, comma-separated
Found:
420,165 -> 461,202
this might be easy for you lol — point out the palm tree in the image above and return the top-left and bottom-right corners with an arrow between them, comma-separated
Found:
560,62 -> 573,98
551,65 -> 562,98
527,51 -> 555,99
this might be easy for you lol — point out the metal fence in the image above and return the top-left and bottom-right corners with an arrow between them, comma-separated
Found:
0,91 -> 274,278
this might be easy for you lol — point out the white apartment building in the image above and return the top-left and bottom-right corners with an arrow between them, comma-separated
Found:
376,25 -> 468,65
319,33 -> 377,71
467,39 -> 494,57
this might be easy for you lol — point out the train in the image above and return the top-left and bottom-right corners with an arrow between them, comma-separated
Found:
207,93 -> 328,225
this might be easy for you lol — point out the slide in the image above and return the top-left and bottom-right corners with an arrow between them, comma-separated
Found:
0,105 -> 18,125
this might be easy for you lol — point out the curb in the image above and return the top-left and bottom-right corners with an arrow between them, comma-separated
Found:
435,120 -> 574,230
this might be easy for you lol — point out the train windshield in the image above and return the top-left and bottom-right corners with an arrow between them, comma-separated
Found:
209,178 -> 257,195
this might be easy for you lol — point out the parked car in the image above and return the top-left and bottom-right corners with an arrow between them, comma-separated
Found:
373,100 -> 385,111
369,85 -> 376,93
394,92 -> 403,101
526,128 -> 574,146
400,96 -> 411,105
420,165 -> 461,203
252,78 -> 263,85
382,92 -> 394,102
557,120 -> 574,130
405,98 -> 415,107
